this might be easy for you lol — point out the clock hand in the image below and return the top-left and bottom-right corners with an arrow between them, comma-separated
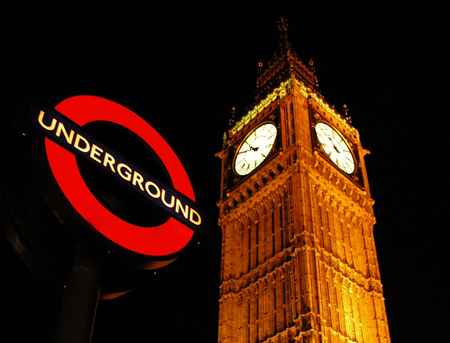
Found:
238,148 -> 252,154
238,146 -> 258,154
328,137 -> 340,154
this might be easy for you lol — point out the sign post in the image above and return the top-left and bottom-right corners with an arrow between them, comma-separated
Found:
53,245 -> 101,343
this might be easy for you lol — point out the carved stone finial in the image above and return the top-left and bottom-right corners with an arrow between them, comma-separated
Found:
222,132 -> 227,148
278,15 -> 288,32
343,104 -> 352,124
257,60 -> 264,87
343,104 -> 349,116
309,59 -> 319,87
229,107 -> 236,127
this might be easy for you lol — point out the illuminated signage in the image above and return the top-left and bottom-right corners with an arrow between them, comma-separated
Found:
28,95 -> 207,257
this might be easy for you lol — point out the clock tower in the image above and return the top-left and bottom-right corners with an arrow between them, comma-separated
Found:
216,17 -> 390,343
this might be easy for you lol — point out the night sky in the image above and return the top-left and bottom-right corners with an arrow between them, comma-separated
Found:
0,1 -> 448,342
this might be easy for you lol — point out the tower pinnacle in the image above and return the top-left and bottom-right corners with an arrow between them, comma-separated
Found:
278,15 -> 288,32
255,17 -> 317,102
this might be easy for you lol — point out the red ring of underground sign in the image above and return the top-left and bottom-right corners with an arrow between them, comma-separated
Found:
45,95 -> 194,256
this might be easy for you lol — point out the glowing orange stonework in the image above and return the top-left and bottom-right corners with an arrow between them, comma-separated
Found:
217,18 -> 390,343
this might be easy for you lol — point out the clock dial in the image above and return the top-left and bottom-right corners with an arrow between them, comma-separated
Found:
315,122 -> 355,174
234,123 -> 277,176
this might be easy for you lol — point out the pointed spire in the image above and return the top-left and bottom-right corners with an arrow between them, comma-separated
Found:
254,16 -> 318,102
276,15 -> 295,60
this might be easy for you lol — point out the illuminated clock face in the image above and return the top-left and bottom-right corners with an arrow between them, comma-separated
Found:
234,123 -> 277,176
315,122 -> 355,174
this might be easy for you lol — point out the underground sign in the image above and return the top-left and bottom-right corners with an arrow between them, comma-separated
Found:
28,95 -> 207,258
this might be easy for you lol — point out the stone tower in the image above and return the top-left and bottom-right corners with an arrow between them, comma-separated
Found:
216,17 -> 390,343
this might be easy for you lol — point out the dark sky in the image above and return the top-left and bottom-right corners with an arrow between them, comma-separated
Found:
0,1 -> 448,342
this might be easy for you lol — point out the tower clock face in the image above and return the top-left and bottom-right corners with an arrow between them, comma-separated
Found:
233,122 -> 277,176
315,122 -> 355,174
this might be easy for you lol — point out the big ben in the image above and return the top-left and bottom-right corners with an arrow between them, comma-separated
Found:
216,17 -> 390,343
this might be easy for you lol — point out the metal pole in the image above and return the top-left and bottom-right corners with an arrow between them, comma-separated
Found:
53,245 -> 101,343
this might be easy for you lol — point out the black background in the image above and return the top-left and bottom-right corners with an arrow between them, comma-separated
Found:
0,1 -> 448,342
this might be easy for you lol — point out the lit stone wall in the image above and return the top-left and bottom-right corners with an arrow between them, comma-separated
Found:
217,77 -> 390,343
